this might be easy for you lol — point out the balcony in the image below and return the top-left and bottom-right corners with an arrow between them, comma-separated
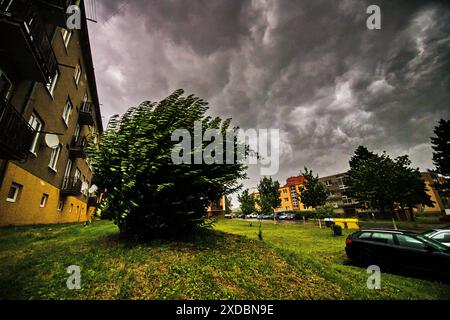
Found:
78,102 -> 95,126
35,0 -> 75,27
0,0 -> 59,83
69,136 -> 87,159
0,98 -> 35,161
61,177 -> 82,197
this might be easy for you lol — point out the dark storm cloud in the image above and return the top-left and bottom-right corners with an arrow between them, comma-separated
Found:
89,0 -> 450,196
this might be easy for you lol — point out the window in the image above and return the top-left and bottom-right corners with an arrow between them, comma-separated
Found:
69,203 -> 74,213
74,63 -> 82,85
6,183 -> 21,202
74,168 -> 81,181
61,28 -> 72,48
357,232 -> 372,240
73,124 -> 80,143
40,194 -> 49,208
371,232 -> 395,245
396,235 -> 426,250
57,200 -> 64,211
432,232 -> 450,242
325,180 -> 332,186
0,69 -> 12,99
49,144 -> 62,171
62,98 -> 73,126
28,113 -> 43,155
46,70 -> 59,97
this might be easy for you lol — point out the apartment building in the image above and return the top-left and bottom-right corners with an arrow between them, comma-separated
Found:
319,171 -> 449,216
250,176 -> 312,213
0,0 -> 102,226
319,172 -> 359,215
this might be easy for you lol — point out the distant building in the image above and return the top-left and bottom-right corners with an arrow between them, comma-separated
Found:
250,176 -> 313,213
415,172 -> 449,215
207,196 -> 226,218
0,1 -> 103,226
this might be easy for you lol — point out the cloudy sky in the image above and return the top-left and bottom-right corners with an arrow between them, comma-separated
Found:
87,0 -> 450,202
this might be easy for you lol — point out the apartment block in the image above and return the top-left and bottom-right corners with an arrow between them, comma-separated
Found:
0,0 -> 102,226
319,172 -> 359,215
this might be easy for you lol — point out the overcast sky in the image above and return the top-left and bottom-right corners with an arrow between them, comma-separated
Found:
87,0 -> 449,203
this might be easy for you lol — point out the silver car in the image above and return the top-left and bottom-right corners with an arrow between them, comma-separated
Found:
421,229 -> 450,247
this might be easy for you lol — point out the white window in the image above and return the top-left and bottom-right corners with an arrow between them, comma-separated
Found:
0,69 -> 13,99
40,194 -> 49,208
62,98 -> 73,126
73,123 -> 81,143
61,28 -> 72,48
74,64 -> 82,85
28,113 -> 43,155
69,203 -> 73,213
57,199 -> 64,211
49,144 -> 62,171
46,70 -> 59,97
74,168 -> 81,182
6,183 -> 21,202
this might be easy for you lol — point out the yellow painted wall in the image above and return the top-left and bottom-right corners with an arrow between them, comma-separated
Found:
0,163 -> 93,226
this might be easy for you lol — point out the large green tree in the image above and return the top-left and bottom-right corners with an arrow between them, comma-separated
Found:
87,89 -> 247,239
299,167 -> 328,209
237,189 -> 256,216
431,119 -> 450,198
257,177 -> 281,215
346,147 -> 433,219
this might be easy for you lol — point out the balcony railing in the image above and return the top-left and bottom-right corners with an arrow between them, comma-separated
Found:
0,0 -> 59,83
35,0 -> 75,27
61,177 -> 82,197
69,136 -> 87,159
78,102 -> 95,126
0,98 -> 35,161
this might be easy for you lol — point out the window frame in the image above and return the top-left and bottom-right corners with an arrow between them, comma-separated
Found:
48,144 -> 62,172
6,183 -> 21,203
62,98 -> 73,126
46,70 -> 59,97
0,69 -> 13,100
28,113 -> 43,155
40,194 -> 49,208
74,63 -> 82,85
61,28 -> 72,48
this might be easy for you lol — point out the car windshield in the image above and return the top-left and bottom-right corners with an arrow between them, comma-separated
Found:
416,235 -> 449,252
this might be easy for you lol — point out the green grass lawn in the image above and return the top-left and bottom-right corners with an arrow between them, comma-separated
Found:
0,219 -> 449,300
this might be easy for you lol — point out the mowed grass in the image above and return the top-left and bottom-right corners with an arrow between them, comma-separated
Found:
0,220 -> 448,300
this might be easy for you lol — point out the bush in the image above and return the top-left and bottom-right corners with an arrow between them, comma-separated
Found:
332,224 -> 343,236
315,204 -> 335,219
439,215 -> 450,222
87,90 -> 247,240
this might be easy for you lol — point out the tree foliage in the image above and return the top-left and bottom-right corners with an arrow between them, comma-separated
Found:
87,89 -> 247,239
346,146 -> 434,217
299,167 -> 328,209
256,177 -> 281,215
431,119 -> 450,197
237,189 -> 256,216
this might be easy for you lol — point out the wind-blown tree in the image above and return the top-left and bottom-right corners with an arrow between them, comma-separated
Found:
237,189 -> 256,216
257,177 -> 281,215
431,119 -> 450,198
299,167 -> 328,209
87,89 -> 247,239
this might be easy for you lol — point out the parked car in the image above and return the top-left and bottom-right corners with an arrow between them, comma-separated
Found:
224,214 -> 233,219
278,214 -> 288,220
262,214 -> 274,220
421,228 -> 450,247
345,229 -> 450,279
